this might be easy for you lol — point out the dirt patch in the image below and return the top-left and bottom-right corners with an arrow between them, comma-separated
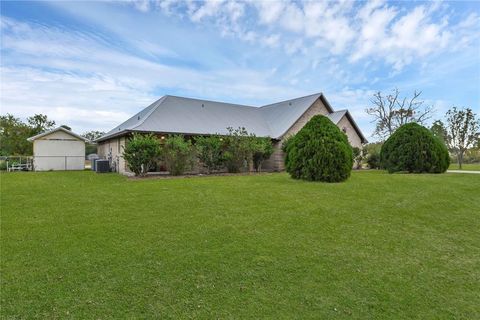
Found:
128,171 -> 276,180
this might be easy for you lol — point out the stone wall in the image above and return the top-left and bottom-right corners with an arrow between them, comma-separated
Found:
97,137 -> 128,173
337,115 -> 363,149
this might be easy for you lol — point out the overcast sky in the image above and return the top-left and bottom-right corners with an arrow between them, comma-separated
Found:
1,0 -> 479,138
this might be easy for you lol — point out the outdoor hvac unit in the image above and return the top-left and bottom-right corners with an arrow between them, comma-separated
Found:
95,160 -> 110,173
91,158 -> 97,171
90,157 -> 100,171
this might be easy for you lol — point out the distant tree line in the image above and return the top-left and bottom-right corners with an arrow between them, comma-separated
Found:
0,114 -> 56,156
0,113 -> 105,156
364,89 -> 479,169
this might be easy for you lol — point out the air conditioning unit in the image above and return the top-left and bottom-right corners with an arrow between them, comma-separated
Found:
95,160 -> 110,173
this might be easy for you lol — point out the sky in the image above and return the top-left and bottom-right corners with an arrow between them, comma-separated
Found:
1,0 -> 479,139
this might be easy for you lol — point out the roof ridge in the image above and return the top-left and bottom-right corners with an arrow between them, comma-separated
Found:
130,96 -> 168,131
259,92 -> 322,108
27,126 -> 88,142
165,94 -> 257,109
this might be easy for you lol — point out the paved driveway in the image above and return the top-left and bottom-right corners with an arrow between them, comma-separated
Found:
447,170 -> 480,174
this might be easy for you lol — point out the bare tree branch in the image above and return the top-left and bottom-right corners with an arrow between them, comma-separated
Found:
365,88 -> 435,140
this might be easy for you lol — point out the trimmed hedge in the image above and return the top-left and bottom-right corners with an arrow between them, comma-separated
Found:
285,115 -> 353,182
381,122 -> 449,173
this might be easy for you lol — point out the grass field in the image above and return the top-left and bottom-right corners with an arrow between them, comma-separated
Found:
448,163 -> 480,171
1,171 -> 479,319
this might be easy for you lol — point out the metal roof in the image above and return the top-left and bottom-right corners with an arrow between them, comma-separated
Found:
27,127 -> 89,142
97,93 -> 367,143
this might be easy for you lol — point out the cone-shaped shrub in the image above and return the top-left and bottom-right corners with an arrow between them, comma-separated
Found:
285,115 -> 353,182
381,122 -> 449,173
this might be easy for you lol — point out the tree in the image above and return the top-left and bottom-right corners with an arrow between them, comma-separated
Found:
195,135 -> 225,173
430,120 -> 447,146
252,137 -> 274,172
82,130 -> 105,142
366,88 -> 434,139
82,131 -> 105,155
363,142 -> 383,169
380,123 -> 449,173
161,135 -> 195,175
445,107 -> 480,169
0,114 -> 32,155
27,114 -> 55,136
122,133 -> 161,176
285,115 -> 353,182
0,113 -> 56,155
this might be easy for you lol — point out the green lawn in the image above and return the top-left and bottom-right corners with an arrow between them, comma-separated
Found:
1,171 -> 479,319
448,163 -> 480,171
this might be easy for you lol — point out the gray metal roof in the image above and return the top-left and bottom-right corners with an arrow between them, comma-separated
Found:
97,93 -> 367,143
327,110 -> 348,124
27,127 -> 89,142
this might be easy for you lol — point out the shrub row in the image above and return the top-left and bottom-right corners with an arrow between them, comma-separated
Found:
123,127 -> 273,176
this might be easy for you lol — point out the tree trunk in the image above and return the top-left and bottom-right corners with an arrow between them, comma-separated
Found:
458,151 -> 463,170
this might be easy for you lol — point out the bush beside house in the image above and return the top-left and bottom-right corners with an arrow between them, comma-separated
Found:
122,133 -> 161,176
284,115 -> 353,182
122,128 -> 275,177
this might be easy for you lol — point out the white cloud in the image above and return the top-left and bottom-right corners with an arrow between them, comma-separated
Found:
0,16 -> 308,132
262,34 -> 280,48
255,1 -> 285,25
147,1 -> 479,71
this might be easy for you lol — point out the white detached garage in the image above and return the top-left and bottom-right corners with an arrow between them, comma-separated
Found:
27,127 -> 88,171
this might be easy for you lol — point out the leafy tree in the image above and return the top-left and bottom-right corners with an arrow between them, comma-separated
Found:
366,88 -> 434,139
82,130 -> 105,142
27,114 -> 55,136
162,135 -> 195,175
284,115 -> 353,182
1,113 -> 56,155
430,120 -> 447,146
195,135 -> 225,173
82,130 -> 106,156
252,137 -> 274,172
122,133 -> 161,176
445,107 -> 480,169
381,123 -> 449,173
0,114 -> 32,155
363,142 -> 383,169
222,127 -> 253,173
352,147 -> 362,169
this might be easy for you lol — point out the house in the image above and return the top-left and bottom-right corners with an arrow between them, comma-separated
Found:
96,93 -> 367,174
27,127 -> 88,171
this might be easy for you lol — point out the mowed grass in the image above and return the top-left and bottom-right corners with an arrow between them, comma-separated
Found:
1,171 -> 479,319
449,163 -> 480,171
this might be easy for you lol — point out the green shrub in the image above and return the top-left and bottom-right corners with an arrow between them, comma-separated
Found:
123,133 -> 161,176
223,127 -> 253,173
366,152 -> 381,169
252,137 -> 274,172
195,135 -> 225,173
363,142 -> 382,169
162,135 -> 195,175
284,115 -> 353,182
381,123 -> 450,173
0,160 -> 7,171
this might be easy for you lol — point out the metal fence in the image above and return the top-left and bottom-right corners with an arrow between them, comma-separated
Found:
2,156 -> 86,171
